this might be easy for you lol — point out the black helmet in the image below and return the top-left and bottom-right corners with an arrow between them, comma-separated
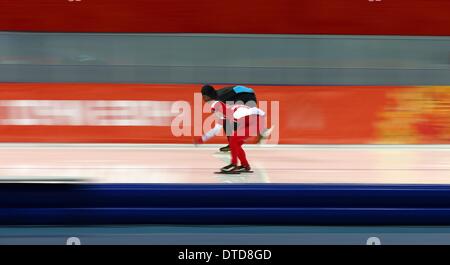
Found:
201,84 -> 218,99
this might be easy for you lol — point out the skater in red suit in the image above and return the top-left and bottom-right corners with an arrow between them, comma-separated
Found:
195,100 -> 266,173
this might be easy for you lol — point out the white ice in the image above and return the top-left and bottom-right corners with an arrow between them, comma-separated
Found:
0,144 -> 448,184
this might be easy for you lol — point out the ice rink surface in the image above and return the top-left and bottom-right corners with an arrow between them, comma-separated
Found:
0,143 -> 449,184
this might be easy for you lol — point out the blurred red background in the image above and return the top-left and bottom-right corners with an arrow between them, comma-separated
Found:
1,0 -> 450,35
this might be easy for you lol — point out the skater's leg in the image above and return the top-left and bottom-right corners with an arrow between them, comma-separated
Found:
229,136 -> 240,165
219,136 -> 240,172
229,135 -> 249,165
235,138 -> 249,167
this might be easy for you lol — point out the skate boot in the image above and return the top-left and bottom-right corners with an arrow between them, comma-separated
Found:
219,145 -> 230,152
237,165 -> 253,173
220,163 -> 239,173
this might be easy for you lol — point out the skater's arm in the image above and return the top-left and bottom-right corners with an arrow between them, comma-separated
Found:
251,107 -> 265,117
232,107 -> 265,120
201,123 -> 223,142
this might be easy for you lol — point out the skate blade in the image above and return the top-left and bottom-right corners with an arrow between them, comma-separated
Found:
215,171 -> 241,175
238,171 -> 254,173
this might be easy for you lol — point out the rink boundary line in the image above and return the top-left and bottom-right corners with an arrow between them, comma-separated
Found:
0,143 -> 448,150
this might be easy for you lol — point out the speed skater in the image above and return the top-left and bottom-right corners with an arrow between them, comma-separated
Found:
195,100 -> 266,173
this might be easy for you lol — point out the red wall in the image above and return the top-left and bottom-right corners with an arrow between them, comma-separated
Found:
1,0 -> 449,35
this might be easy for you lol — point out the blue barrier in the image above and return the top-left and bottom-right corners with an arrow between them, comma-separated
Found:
1,184 -> 450,225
